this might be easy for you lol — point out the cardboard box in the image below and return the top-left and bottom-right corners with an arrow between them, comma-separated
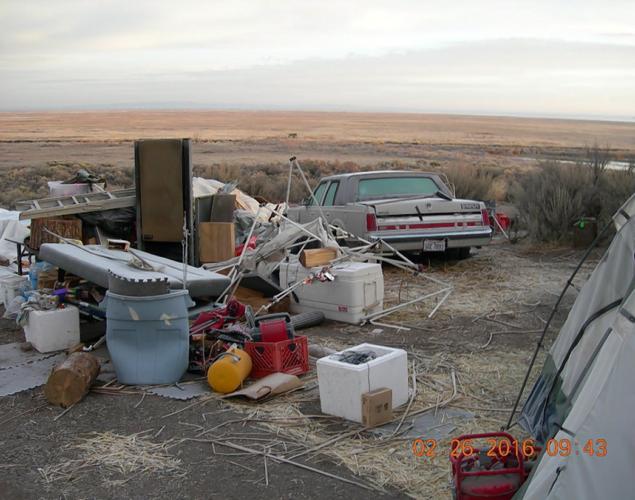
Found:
233,286 -> 290,313
198,222 -> 235,263
362,387 -> 393,427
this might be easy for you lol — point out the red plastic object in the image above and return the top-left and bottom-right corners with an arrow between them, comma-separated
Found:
190,299 -> 245,337
245,335 -> 309,378
495,213 -> 511,231
235,235 -> 257,256
450,432 -> 526,500
253,313 -> 295,342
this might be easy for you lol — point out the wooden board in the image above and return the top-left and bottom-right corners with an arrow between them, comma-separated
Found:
299,247 -> 338,268
137,139 -> 184,242
198,222 -> 235,263
29,217 -> 82,250
233,286 -> 289,313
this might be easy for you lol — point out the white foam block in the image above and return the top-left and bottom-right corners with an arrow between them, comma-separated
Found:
24,305 -> 80,353
317,343 -> 409,423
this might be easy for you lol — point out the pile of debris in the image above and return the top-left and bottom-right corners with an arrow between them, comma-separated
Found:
1,139 -> 451,410
0,139 -> 469,496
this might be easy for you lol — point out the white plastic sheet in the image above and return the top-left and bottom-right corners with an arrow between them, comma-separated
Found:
192,177 -> 285,222
0,209 -> 29,264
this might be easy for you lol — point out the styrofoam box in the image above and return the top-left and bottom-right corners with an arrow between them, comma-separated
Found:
24,305 -> 80,353
0,273 -> 28,307
279,259 -> 383,324
317,343 -> 408,423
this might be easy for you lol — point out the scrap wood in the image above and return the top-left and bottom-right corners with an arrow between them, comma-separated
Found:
45,352 -> 101,408
299,247 -> 338,268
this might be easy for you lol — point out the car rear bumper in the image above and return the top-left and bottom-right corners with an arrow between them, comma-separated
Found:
367,228 -> 493,251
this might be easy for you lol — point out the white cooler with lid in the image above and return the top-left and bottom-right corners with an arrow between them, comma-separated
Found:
279,258 -> 383,324
317,343 -> 409,422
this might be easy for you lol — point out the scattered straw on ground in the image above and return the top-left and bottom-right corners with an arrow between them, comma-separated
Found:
200,341 -> 548,498
191,244 -> 574,498
39,431 -> 185,486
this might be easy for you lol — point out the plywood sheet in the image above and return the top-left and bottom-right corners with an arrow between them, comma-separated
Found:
137,139 -> 184,242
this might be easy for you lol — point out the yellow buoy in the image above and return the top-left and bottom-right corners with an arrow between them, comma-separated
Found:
207,347 -> 252,394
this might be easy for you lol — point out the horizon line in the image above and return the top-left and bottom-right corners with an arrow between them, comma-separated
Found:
1,106 -> 634,125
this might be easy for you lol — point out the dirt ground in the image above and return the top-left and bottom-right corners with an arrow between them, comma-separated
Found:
0,240 -> 597,499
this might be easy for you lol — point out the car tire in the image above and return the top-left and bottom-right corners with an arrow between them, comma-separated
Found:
446,247 -> 471,260
456,247 -> 471,259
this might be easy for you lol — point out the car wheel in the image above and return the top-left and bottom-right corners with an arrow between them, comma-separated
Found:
446,247 -> 471,260
456,247 -> 471,259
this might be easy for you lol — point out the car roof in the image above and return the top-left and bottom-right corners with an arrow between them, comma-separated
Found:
319,170 -> 440,182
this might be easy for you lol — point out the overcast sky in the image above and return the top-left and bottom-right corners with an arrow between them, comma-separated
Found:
1,0 -> 634,119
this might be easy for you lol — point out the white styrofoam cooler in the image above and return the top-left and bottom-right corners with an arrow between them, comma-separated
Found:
279,259 -> 383,324
317,343 -> 408,423
24,305 -> 80,353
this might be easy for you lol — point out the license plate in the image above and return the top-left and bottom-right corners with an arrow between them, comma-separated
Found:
423,239 -> 446,252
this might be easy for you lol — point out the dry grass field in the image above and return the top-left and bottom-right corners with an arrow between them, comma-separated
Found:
1,110 -> 635,147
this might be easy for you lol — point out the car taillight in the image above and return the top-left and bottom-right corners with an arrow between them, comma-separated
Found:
366,213 -> 378,232
481,208 -> 491,227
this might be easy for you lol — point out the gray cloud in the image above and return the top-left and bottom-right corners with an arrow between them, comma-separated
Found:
0,1 -> 633,118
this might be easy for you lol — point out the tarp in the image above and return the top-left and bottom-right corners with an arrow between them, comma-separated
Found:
519,193 -> 635,441
0,209 -> 29,264
192,177 -> 286,222
518,193 -> 635,499
520,290 -> 635,499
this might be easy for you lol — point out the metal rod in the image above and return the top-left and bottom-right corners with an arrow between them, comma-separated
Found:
291,157 -> 331,229
361,287 -> 450,323
285,158 -> 293,206
427,287 -> 453,318
232,206 -> 262,278
268,207 -> 331,245
182,212 -> 188,289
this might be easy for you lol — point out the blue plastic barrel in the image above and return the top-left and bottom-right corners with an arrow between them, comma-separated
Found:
104,289 -> 194,385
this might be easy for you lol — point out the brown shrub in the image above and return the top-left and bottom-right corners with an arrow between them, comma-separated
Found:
510,161 -> 635,242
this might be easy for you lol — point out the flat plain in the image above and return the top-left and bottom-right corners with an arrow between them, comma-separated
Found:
1,110 -> 634,173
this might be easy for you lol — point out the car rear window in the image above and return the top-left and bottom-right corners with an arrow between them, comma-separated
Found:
357,177 -> 439,199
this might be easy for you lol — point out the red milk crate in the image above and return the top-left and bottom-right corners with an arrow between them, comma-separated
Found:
245,335 -> 309,378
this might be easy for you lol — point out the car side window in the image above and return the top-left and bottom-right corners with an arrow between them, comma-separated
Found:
309,182 -> 328,205
323,181 -> 339,206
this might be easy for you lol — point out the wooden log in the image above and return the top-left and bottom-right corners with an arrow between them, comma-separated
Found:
44,352 -> 101,408
299,247 -> 337,268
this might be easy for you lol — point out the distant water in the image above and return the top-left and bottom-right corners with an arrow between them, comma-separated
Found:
518,157 -> 632,171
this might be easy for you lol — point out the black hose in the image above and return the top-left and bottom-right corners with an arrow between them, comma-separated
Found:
291,311 -> 325,330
